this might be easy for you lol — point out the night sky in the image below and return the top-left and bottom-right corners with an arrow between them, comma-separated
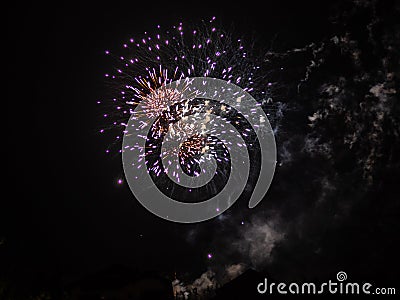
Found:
5,0 -> 400,298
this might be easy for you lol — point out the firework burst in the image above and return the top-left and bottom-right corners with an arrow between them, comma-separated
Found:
100,17 -> 276,205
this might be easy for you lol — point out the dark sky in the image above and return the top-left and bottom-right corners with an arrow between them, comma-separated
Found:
5,0 -> 400,296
